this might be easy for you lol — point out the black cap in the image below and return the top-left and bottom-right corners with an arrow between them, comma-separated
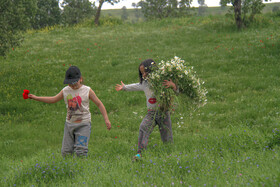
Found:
63,66 -> 81,84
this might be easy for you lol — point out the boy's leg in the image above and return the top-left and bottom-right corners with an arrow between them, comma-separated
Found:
137,111 -> 156,154
61,122 -> 75,156
157,111 -> 173,143
74,122 -> 91,157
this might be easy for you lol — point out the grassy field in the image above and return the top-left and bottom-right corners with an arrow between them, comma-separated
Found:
0,13 -> 280,186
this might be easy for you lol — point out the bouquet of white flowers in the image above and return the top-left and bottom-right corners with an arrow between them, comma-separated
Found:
149,56 -> 207,111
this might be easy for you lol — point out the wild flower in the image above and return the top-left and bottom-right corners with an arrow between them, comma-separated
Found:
149,56 -> 207,112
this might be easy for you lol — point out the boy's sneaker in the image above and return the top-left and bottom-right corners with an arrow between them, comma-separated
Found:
132,153 -> 142,162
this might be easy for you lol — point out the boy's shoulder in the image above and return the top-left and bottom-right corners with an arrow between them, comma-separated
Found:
83,85 -> 91,90
62,85 -> 89,93
62,85 -> 70,91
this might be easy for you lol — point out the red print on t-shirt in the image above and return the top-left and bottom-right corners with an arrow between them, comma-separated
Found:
148,98 -> 157,104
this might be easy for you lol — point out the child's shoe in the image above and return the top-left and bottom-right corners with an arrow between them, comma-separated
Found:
132,153 -> 142,162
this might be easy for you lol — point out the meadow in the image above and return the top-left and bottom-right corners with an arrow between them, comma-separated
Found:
0,13 -> 280,186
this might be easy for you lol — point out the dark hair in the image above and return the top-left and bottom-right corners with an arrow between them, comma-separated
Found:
139,59 -> 156,84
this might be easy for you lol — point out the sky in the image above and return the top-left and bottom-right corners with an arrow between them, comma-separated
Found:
97,0 -> 280,9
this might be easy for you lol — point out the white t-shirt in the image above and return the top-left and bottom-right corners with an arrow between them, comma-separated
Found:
123,80 -> 179,110
63,85 -> 91,123
123,81 -> 157,109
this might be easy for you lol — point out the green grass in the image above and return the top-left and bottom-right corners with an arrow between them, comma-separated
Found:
0,14 -> 280,186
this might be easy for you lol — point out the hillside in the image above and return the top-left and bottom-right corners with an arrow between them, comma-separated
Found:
0,14 -> 279,186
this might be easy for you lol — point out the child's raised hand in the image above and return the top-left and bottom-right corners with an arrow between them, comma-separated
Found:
115,81 -> 125,91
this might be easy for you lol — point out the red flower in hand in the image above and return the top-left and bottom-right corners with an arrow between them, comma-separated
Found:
23,89 -> 29,99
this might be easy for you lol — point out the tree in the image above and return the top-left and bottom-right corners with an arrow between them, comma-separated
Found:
220,0 -> 270,29
121,6 -> 128,21
94,0 -> 121,25
198,0 -> 207,15
61,0 -> 95,25
139,0 -> 168,19
272,6 -> 279,13
138,0 -> 192,19
34,0 -> 61,29
132,2 -> 140,21
0,0 -> 37,56
179,0 -> 193,16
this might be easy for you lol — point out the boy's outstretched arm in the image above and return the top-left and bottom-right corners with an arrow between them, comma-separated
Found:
28,90 -> 63,103
89,89 -> 111,130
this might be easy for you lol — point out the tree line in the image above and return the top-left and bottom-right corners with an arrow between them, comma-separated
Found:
1,0 -> 278,56
0,0 -> 119,56
134,0 -> 272,29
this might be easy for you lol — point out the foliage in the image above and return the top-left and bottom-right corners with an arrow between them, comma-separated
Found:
138,0 -> 193,19
0,0 -> 37,56
132,3 -> 142,22
178,0 -> 194,16
94,0 -> 121,25
272,5 -> 279,12
272,5 -> 280,17
33,0 -> 61,29
121,6 -> 128,21
61,0 -> 96,25
149,57 -> 207,111
220,0 -> 269,29
197,0 -> 207,15
98,16 -> 123,26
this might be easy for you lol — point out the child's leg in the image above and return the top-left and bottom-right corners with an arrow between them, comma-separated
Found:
137,110 -> 156,153
157,111 -> 173,143
73,122 -> 91,157
61,122 -> 75,156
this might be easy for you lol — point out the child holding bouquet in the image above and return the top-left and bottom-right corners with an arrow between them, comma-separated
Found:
115,59 -> 179,161
28,66 -> 111,157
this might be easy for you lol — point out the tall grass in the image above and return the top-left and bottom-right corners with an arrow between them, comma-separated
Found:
0,15 -> 279,186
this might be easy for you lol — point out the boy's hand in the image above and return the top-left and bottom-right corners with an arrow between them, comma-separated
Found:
105,120 -> 111,130
28,94 -> 37,100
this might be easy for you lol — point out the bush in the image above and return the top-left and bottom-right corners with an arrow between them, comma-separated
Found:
272,6 -> 279,13
99,16 -> 123,26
